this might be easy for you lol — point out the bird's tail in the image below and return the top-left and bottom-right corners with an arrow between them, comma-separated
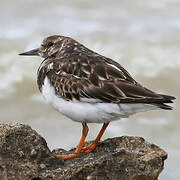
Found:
155,94 -> 176,110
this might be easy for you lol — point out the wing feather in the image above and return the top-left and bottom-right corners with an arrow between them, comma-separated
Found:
46,56 -> 169,104
38,38 -> 175,110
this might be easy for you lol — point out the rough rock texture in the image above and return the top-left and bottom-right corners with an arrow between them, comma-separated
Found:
0,123 -> 167,180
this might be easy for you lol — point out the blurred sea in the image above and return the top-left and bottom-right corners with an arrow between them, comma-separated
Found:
0,0 -> 180,179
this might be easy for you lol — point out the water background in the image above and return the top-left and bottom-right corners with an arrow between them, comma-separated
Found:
0,0 -> 180,179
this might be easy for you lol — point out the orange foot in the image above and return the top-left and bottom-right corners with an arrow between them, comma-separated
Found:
81,122 -> 109,154
56,153 -> 80,160
56,123 -> 89,160
56,122 -> 109,160
81,142 -> 99,154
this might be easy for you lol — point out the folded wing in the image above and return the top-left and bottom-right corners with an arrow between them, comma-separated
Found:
46,55 -> 175,110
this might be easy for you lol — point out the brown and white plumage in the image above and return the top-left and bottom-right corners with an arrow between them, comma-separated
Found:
35,35 -> 174,110
19,35 -> 175,158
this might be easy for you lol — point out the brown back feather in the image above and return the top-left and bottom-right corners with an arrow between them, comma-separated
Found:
37,36 -> 175,109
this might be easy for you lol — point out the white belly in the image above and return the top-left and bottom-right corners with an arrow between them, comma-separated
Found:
41,77 -> 158,123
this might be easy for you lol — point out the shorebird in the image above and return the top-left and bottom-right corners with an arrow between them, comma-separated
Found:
19,35 -> 175,159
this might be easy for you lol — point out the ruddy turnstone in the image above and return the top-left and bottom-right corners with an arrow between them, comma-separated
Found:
19,35 -> 175,159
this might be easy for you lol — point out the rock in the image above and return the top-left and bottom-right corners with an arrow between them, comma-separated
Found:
0,123 -> 63,180
0,123 -> 167,180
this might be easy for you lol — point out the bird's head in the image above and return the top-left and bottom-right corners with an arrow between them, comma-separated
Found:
19,35 -> 73,58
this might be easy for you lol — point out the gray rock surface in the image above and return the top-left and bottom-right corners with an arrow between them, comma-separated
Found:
0,123 -> 167,180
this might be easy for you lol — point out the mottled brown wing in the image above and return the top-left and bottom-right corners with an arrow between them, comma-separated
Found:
46,55 -> 171,104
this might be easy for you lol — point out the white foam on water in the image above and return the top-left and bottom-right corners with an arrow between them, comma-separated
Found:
129,46 -> 180,77
0,27 -> 30,39
0,51 -> 39,98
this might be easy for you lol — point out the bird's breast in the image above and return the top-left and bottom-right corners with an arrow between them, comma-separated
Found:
41,77 -> 128,123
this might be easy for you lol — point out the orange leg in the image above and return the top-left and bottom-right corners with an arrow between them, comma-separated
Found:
56,122 -> 89,160
81,122 -> 109,153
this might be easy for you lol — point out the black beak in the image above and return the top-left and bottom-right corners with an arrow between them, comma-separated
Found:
19,48 -> 40,56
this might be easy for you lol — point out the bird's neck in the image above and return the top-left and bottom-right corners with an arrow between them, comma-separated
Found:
37,58 -> 54,92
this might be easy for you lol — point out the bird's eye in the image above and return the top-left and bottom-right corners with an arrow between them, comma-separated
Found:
47,42 -> 54,47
